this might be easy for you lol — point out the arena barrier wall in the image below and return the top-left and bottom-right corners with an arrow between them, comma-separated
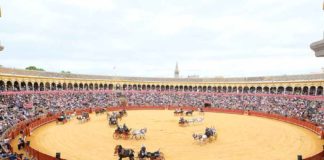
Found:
5,106 -> 324,160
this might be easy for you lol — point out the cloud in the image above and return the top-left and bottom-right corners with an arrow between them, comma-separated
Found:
0,0 -> 323,77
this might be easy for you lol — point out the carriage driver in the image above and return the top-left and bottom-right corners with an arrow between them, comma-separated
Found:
123,124 -> 129,132
139,144 -> 147,157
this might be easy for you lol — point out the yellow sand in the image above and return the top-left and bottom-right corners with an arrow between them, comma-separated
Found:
12,110 -> 324,160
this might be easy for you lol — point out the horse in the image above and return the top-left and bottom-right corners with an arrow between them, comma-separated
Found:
119,109 -> 127,117
198,107 -> 204,115
179,117 -> 190,127
114,145 -> 135,160
205,127 -> 217,139
185,110 -> 194,116
95,108 -> 106,115
131,128 -> 147,140
110,112 -> 123,121
192,133 -> 208,143
77,112 -> 90,123
174,109 -> 184,116
192,117 -> 204,124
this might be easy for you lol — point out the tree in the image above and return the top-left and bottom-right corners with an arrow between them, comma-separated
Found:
61,70 -> 71,74
25,66 -> 45,71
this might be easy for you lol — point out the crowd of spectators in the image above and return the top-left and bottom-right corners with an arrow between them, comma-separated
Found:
0,91 -> 323,159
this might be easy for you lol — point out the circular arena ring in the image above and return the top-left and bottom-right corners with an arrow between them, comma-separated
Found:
9,107 -> 324,160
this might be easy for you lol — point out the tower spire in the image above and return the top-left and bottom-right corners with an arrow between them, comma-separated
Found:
174,62 -> 179,78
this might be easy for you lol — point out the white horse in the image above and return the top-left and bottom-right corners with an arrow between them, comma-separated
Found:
131,128 -> 147,140
192,117 -> 204,124
192,133 -> 208,143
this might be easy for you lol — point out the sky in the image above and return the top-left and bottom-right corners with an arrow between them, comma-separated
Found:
0,0 -> 323,78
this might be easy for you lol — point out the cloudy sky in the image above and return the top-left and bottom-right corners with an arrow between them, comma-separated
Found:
0,0 -> 323,78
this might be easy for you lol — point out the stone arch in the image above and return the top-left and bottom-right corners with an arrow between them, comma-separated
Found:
13,81 -> 20,91
256,87 -> 262,93
302,86 -> 309,95
89,83 -> 94,90
0,80 -> 4,91
51,82 -> 56,90
57,83 -> 62,90
277,86 -> 284,94
84,83 -> 89,90
286,86 -> 293,95
294,87 -> 302,95
34,82 -> 39,91
309,86 -> 316,96
243,86 -> 249,93
317,86 -> 323,96
27,82 -> 33,91
108,84 -> 113,90
40,82 -> 45,91
79,83 -> 84,90
62,83 -> 67,90
6,81 -> 13,91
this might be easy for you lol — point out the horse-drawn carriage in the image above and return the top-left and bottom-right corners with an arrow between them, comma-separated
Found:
108,109 -> 128,121
114,145 -> 165,160
174,108 -> 194,116
173,108 -> 183,116
77,112 -> 90,123
192,127 -> 217,144
138,145 -> 165,160
108,116 -> 118,126
113,124 -> 132,140
178,117 -> 189,127
56,115 -> 68,124
95,108 -> 107,115
178,117 -> 204,127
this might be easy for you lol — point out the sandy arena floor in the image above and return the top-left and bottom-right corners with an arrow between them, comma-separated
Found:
12,110 -> 324,160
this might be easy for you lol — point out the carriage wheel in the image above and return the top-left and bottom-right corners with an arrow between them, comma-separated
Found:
123,133 -> 130,140
113,133 -> 120,139
159,152 -> 165,160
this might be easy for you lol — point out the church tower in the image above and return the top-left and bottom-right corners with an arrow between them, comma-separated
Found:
174,62 -> 179,78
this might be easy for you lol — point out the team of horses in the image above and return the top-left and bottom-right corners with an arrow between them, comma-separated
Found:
108,109 -> 128,126
178,117 -> 204,127
114,145 -> 165,160
76,112 -> 90,123
192,127 -> 217,144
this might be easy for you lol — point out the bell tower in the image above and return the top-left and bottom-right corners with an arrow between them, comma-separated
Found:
174,62 -> 179,78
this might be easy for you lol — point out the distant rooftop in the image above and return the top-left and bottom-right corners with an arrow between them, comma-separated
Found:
0,67 -> 323,82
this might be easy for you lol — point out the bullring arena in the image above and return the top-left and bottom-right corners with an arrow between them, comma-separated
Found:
10,108 -> 324,160
0,68 -> 323,160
